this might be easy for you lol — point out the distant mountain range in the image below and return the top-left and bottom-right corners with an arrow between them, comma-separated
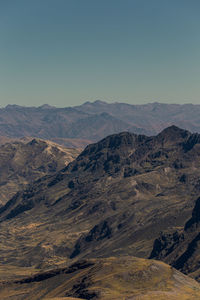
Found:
0,101 -> 200,147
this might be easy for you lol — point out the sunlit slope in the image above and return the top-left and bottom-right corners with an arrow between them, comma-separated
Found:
0,138 -> 81,205
0,257 -> 200,300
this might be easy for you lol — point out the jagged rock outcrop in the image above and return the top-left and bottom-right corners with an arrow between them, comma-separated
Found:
150,196 -> 200,280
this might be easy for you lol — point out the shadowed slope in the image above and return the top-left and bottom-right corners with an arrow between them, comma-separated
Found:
150,195 -> 200,281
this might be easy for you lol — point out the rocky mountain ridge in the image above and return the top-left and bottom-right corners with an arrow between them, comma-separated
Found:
0,126 -> 199,282
150,194 -> 200,280
0,138 -> 81,205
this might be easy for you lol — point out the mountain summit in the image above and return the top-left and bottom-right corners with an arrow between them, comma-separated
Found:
0,126 -> 199,284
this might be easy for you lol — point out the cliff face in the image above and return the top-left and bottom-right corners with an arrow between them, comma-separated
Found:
150,195 -> 200,280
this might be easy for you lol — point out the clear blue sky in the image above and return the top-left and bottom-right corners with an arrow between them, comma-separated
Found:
0,0 -> 200,107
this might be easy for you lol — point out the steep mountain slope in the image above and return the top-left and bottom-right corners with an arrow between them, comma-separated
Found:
0,257 -> 200,300
0,126 -> 199,281
0,102 -> 200,147
150,195 -> 200,281
0,139 -> 81,205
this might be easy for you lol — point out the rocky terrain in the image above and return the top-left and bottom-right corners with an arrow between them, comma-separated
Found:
0,101 -> 200,147
0,139 -> 81,205
0,126 -> 199,269
0,125 -> 200,298
150,194 -> 200,280
0,257 -> 200,300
